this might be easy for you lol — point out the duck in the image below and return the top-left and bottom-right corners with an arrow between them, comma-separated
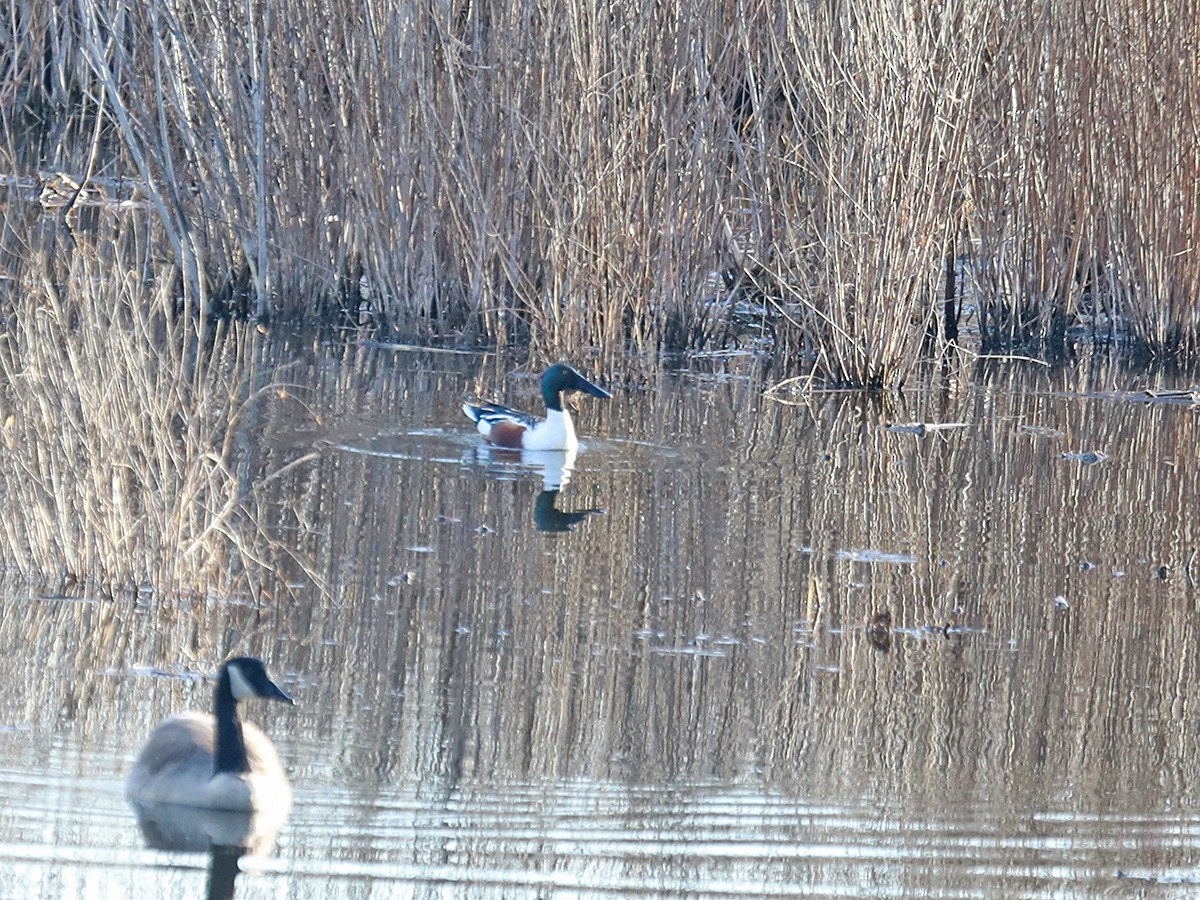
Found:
126,657 -> 294,812
866,610 -> 892,653
462,362 -> 612,451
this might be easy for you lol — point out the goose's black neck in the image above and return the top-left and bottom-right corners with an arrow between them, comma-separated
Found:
213,670 -> 250,776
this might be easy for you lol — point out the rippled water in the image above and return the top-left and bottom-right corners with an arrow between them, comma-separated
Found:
3,345 -> 1200,898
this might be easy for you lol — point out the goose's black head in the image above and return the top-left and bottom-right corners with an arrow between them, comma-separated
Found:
222,657 -> 293,706
540,363 -> 612,411
211,657 -> 292,777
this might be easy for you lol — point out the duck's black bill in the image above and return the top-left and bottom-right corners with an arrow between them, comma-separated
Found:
573,374 -> 612,399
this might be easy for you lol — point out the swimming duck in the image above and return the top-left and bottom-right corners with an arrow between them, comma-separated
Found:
126,657 -> 294,812
462,363 -> 612,451
866,610 -> 892,653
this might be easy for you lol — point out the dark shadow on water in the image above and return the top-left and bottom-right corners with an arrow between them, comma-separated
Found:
204,845 -> 244,900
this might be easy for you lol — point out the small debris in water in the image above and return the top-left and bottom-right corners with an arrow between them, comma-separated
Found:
1116,868 -> 1200,885
357,338 -> 478,355
885,422 -> 970,436
1059,450 -> 1108,464
651,646 -> 728,658
387,571 -> 418,586
1138,388 -> 1200,404
128,665 -> 206,684
834,548 -> 917,565
1019,424 -> 1065,438
634,629 -> 667,640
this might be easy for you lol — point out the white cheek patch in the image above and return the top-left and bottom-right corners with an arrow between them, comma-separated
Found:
227,663 -> 256,701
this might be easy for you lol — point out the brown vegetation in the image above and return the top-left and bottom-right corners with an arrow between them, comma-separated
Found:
3,0 -> 1199,382
0,222 -> 297,592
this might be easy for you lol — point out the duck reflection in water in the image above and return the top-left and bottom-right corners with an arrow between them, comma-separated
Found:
474,445 -> 605,533
534,484 -> 603,532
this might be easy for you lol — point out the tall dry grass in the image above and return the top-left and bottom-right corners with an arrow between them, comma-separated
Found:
726,2 -> 983,385
968,0 -> 1200,354
2,0 -> 1199,382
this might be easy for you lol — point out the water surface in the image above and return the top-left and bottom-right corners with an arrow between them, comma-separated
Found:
2,346 -> 1200,897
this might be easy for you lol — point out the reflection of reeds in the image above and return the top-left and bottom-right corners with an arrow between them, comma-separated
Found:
249,359 -> 1200,815
6,2 -> 1200,378
4,355 -> 1200,887
0,246 -> 279,592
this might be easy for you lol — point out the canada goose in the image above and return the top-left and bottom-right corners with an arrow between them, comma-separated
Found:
126,657 -> 294,812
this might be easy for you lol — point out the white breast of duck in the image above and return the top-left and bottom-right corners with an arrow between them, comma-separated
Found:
521,408 -> 577,451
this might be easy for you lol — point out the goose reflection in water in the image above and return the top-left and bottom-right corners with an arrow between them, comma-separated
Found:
129,800 -> 288,900
473,446 -> 604,533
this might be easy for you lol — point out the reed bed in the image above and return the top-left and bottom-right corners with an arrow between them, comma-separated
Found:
736,2 -> 984,385
3,0 -> 1199,378
968,0 -> 1200,354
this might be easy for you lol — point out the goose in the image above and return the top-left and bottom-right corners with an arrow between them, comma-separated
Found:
462,363 -> 612,451
126,657 -> 294,812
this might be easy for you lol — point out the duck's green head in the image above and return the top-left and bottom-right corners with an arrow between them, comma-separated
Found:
541,363 -> 612,410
